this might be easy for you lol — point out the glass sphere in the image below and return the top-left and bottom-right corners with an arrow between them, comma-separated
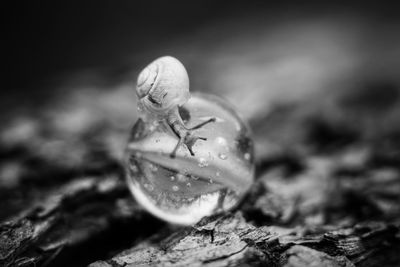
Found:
125,93 -> 254,225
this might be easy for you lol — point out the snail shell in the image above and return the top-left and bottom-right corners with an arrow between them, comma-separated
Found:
136,56 -> 190,115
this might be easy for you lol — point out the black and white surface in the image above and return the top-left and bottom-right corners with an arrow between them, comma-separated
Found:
2,2 -> 400,266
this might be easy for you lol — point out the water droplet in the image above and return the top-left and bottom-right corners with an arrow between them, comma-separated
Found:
176,173 -> 188,183
172,185 -> 179,191
130,164 -> 138,173
218,153 -> 228,160
215,137 -> 228,147
198,158 -> 209,167
126,93 -> 255,225
144,183 -> 154,191
235,121 -> 241,131
149,164 -> 158,172
244,153 -> 251,161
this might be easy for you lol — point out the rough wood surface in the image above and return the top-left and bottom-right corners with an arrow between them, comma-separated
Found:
2,6 -> 400,267
89,213 -> 400,267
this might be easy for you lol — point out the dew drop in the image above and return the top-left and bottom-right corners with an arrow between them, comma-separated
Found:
172,185 -> 179,191
150,164 -> 158,172
126,92 -> 255,225
235,121 -> 241,131
198,158 -> 209,167
215,137 -> 228,147
130,164 -> 138,173
218,153 -> 228,160
177,173 -> 188,183
144,183 -> 154,191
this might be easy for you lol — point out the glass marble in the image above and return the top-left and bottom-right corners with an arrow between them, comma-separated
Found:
125,93 -> 254,225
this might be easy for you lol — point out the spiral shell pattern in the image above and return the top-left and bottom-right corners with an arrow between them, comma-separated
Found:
136,56 -> 190,114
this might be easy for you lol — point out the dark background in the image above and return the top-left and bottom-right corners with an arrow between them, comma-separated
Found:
4,1 -> 400,100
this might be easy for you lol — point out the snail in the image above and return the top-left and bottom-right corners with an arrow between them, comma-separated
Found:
136,56 -> 216,158
125,56 -> 255,225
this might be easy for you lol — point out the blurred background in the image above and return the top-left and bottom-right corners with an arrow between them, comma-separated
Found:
4,1 -> 400,112
2,1 -> 400,266
3,0 -> 400,167
4,0 -> 400,150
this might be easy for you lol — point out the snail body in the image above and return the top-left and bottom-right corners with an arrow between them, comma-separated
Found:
136,56 -> 215,157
